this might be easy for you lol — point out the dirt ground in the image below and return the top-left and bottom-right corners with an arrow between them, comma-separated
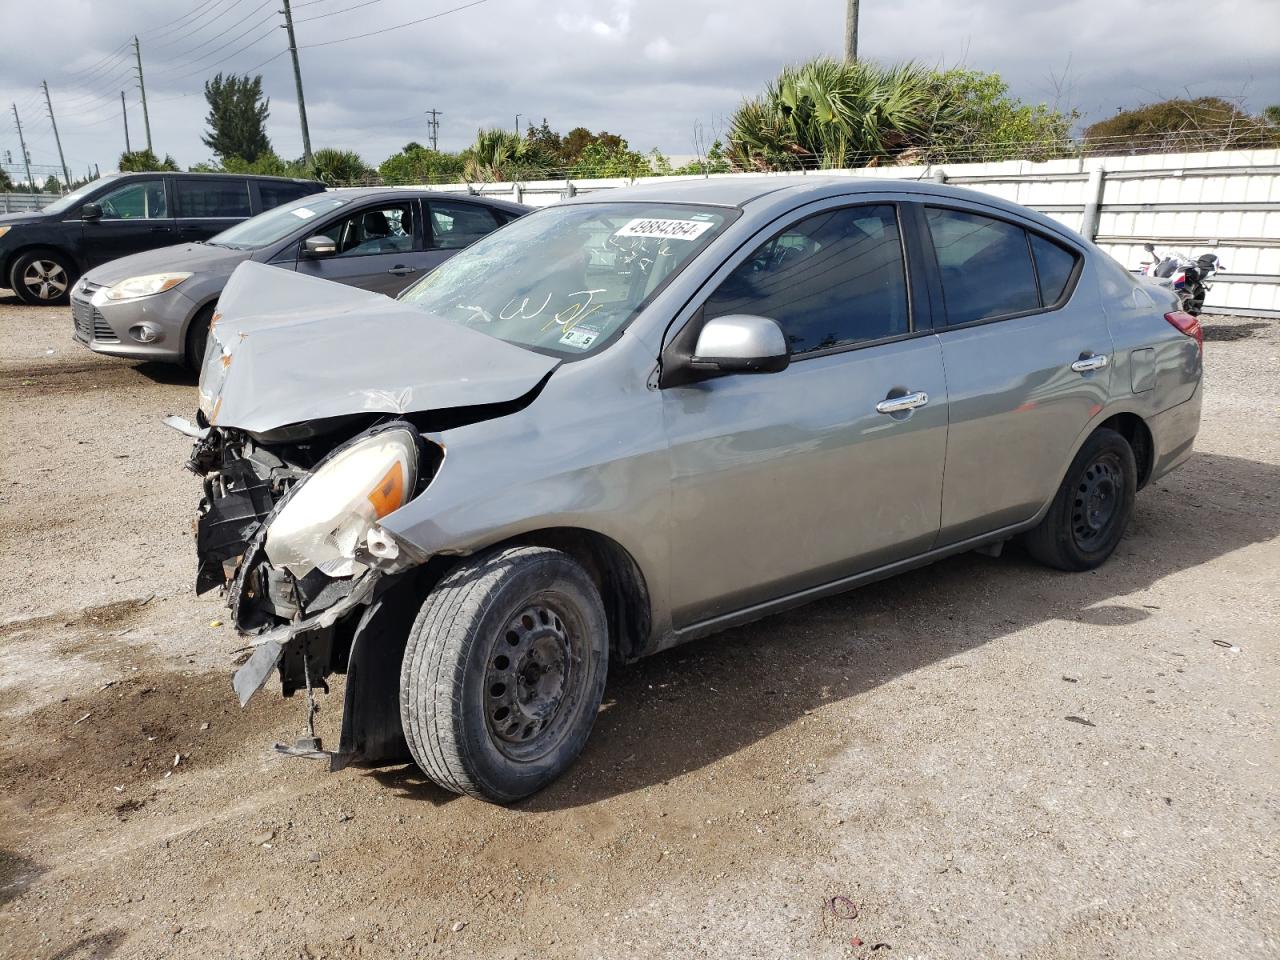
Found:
0,293 -> 1276,960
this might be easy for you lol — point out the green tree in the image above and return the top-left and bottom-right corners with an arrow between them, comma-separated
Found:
311,147 -> 374,184
0,168 -> 14,191
44,175 -> 62,193
1266,105 -> 1280,127
570,139 -> 663,178
119,149 -> 180,172
201,73 -> 272,164
727,57 -> 1078,170
1083,97 -> 1280,154
462,129 -> 559,181
379,144 -> 465,184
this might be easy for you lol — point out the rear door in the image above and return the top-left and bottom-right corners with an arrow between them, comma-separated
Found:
295,198 -> 423,295
174,177 -> 254,243
920,202 -> 1111,543
79,177 -> 175,267
661,199 -> 949,627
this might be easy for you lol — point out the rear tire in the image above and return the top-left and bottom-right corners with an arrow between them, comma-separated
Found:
9,249 -> 76,306
1025,428 -> 1137,572
399,546 -> 609,803
184,303 -> 216,371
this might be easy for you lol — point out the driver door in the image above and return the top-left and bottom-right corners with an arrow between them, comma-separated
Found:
80,178 -> 175,267
661,201 -> 948,627
295,200 -> 423,296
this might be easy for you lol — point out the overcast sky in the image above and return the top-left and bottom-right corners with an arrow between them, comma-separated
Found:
2,0 -> 1277,179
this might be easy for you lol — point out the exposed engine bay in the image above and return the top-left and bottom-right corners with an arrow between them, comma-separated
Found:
181,415 -> 442,767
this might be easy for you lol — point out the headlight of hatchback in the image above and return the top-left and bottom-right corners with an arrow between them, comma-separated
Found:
0,225 -> 12,241
98,272 -> 192,303
265,427 -> 419,579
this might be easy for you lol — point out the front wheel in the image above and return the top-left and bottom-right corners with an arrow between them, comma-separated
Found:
399,546 -> 609,803
1024,428 -> 1137,572
10,250 -> 76,305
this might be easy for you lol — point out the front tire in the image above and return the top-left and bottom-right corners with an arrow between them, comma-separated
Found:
184,303 -> 216,371
1025,428 -> 1137,572
10,249 -> 76,305
400,546 -> 609,803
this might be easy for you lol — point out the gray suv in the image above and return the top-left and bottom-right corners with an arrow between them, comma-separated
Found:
176,176 -> 1203,803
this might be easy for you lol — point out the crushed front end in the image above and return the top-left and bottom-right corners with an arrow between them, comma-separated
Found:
183,416 -> 440,767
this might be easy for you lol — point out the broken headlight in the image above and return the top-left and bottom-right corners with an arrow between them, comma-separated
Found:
265,426 -> 418,580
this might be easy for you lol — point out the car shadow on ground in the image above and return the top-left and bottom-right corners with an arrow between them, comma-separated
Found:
131,361 -> 198,386
373,450 -> 1279,812
1201,321 -> 1267,342
355,452 -> 1275,810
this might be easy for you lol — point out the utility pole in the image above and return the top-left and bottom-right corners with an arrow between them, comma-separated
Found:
426,108 -> 441,151
121,92 -> 131,154
11,104 -> 36,197
133,36 -> 152,152
42,81 -> 71,189
843,0 -> 859,62
515,113 -> 522,137
280,0 -> 313,166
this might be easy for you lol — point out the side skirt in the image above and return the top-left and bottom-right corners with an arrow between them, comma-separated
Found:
671,519 -> 1040,645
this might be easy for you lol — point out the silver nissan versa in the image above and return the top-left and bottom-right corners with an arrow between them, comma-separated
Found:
174,176 -> 1203,803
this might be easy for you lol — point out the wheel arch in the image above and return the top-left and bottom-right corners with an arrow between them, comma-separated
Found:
493,526 -> 654,664
1097,411 -> 1155,489
4,243 -> 78,289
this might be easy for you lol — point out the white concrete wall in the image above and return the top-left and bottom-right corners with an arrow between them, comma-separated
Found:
412,149 -> 1280,317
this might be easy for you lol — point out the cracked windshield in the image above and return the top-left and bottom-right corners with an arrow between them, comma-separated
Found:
398,202 -> 730,356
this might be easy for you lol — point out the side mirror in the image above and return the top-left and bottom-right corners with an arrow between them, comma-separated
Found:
1142,242 -> 1155,254
81,202 -> 102,221
304,235 -> 337,258
691,314 -> 790,375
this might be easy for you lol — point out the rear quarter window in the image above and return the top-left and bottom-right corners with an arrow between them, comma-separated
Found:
258,182 -> 319,211
1030,233 -> 1080,305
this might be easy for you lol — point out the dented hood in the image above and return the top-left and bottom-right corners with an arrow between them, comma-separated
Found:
198,262 -> 559,434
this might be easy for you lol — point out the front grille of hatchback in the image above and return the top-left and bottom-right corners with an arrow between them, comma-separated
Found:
72,283 -> 119,343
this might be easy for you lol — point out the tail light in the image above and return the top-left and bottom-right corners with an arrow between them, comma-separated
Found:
1165,310 -> 1203,351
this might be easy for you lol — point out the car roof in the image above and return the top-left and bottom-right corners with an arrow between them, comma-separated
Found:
557,175 -> 1082,244
320,186 -> 530,213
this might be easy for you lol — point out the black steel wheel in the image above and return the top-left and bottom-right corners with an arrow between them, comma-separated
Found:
1025,428 -> 1137,572
10,250 -> 75,305
400,546 -> 608,803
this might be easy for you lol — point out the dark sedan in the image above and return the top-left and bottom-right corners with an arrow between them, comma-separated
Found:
70,188 -> 529,367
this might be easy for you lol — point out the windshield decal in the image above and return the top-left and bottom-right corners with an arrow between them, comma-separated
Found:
559,324 -> 601,350
291,207 -> 319,219
614,218 -> 714,241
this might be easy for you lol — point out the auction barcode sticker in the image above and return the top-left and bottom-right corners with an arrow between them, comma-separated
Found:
614,218 -> 714,241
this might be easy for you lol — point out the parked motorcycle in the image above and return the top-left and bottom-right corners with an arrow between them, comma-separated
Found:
1133,243 -> 1221,316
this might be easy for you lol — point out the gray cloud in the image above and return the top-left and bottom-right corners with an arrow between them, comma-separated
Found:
2,0 -> 1276,177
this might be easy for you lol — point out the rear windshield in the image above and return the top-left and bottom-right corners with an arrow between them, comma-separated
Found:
397,202 -> 732,358
208,194 -> 347,250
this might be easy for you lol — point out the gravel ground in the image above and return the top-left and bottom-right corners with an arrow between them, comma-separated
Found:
0,296 -> 1276,960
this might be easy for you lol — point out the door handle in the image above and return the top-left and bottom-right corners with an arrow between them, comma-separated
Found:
387,265 -> 417,276
876,391 -> 929,415
1071,353 -> 1109,373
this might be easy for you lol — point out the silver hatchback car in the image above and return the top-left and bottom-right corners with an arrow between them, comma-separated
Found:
178,176 -> 1203,803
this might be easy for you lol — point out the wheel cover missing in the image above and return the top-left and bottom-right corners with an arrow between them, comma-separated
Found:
1073,452 -> 1122,548
484,595 -> 585,762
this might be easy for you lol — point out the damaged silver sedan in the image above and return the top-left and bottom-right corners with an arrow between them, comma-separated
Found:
178,177 -> 1202,803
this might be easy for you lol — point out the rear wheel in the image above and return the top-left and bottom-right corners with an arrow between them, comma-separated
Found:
1025,428 -> 1137,571
10,250 -> 76,305
399,546 -> 609,803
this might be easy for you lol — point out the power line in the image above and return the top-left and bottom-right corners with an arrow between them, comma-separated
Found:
153,7 -> 281,78
299,0 -> 493,48
152,0 -> 255,50
294,0 -> 391,23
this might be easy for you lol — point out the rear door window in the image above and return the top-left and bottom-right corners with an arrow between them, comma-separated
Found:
176,179 -> 252,218
704,204 -> 910,355
926,207 -> 1040,325
427,200 -> 501,250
